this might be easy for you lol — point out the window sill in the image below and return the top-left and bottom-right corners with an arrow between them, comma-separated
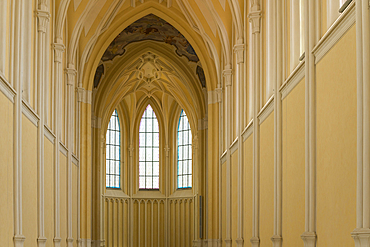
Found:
105,189 -> 129,198
132,190 -> 166,198
170,189 -> 193,198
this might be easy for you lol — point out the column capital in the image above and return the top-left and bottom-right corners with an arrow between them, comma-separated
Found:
248,10 -> 262,34
233,43 -> 245,64
215,87 -> 222,102
52,43 -> 65,63
223,68 -> 233,87
35,10 -> 50,33
65,68 -> 77,86
77,87 -> 85,103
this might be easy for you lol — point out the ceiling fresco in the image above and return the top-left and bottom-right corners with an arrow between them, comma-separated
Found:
94,14 -> 206,89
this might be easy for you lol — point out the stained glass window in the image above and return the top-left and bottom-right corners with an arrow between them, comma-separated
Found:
106,110 -> 121,188
139,105 -> 159,189
177,110 -> 192,188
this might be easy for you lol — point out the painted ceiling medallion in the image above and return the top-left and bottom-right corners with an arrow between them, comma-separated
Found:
101,14 -> 199,63
94,14 -> 206,89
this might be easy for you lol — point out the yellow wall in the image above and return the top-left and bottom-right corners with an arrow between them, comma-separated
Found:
282,79 -> 305,246
221,161 -> 226,247
0,92 -> 13,247
243,136 -> 253,244
259,113 -> 274,247
22,116 -> 38,247
316,25 -> 357,246
73,164 -> 78,247
60,153 -> 67,247
231,150 -> 238,247
44,137 -> 54,247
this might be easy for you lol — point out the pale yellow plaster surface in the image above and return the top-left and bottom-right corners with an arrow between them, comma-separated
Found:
259,113 -> 274,247
316,25 -> 357,247
231,150 -> 238,247
22,116 -> 38,247
282,79 -> 305,246
60,152 -> 67,247
0,92 -> 13,247
243,136 -> 253,244
44,137 -> 54,246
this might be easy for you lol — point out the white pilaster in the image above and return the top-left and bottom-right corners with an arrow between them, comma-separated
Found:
272,0 -> 283,246
234,39 -> 244,247
266,0 -> 276,98
52,42 -> 64,247
290,0 -> 300,71
65,67 -> 77,247
36,8 -> 50,247
248,2 -> 261,246
301,0 -> 317,246
13,0 -> 28,245
222,66 -> 232,247
352,0 -> 370,246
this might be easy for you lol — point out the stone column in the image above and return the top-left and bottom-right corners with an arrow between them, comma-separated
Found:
52,42 -> 64,247
234,39 -> 244,247
301,0 -> 317,246
351,0 -> 370,245
272,1 -> 283,247
13,1 -> 26,246
65,67 -> 77,247
248,1 -> 261,246
223,66 -> 232,247
36,8 -> 50,247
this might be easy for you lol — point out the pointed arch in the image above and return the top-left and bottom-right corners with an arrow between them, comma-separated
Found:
139,104 -> 160,189
106,109 -> 121,188
81,3 -> 218,92
177,109 -> 192,188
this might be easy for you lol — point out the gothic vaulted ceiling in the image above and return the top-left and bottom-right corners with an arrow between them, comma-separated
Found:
94,14 -> 206,89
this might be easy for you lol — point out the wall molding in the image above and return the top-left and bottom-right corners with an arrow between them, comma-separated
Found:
0,72 -> 15,103
312,0 -> 355,64
280,61 -> 305,99
22,100 -> 39,127
257,95 -> 274,125
220,150 -> 227,164
44,125 -> 55,144
242,120 -> 253,142
72,153 -> 79,166
230,137 -> 238,155
59,142 -> 68,157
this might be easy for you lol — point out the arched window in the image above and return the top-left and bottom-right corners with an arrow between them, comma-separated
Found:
106,109 -> 121,188
177,110 -> 192,188
139,105 -> 159,189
